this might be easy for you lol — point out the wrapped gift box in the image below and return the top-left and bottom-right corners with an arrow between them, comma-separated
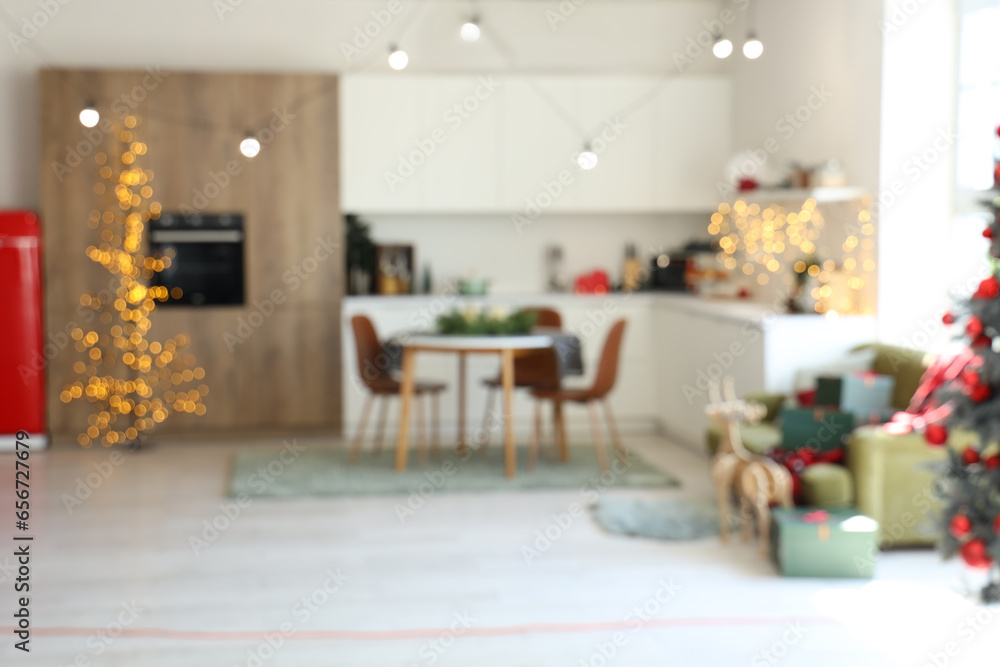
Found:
770,508 -> 879,578
780,407 -> 855,453
815,372 -> 895,424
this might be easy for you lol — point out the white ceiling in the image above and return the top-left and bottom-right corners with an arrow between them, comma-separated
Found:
0,0 -> 742,75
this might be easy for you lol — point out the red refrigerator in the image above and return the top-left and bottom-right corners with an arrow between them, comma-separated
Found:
0,211 -> 47,449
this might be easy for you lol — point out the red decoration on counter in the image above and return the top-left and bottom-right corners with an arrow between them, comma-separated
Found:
573,270 -> 611,295
737,178 -> 758,192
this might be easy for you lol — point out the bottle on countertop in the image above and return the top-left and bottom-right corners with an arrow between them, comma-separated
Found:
622,243 -> 643,292
422,264 -> 432,294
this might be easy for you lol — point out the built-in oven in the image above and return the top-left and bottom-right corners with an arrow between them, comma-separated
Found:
148,212 -> 245,306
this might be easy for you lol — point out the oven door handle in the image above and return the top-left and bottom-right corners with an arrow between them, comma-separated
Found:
149,230 -> 243,243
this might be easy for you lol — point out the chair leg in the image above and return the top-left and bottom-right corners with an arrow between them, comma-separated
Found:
480,385 -> 497,453
528,400 -> 542,471
554,400 -> 568,462
431,391 -> 441,459
587,402 -> 610,474
349,394 -> 374,463
415,394 -> 428,467
602,400 -> 628,466
372,395 -> 389,455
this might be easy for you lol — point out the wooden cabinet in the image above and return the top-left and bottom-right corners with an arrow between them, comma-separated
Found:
341,74 -> 732,213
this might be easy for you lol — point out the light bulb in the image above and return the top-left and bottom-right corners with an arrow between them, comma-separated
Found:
712,36 -> 733,59
240,134 -> 261,158
577,147 -> 598,171
743,35 -> 764,59
79,104 -> 99,128
388,46 -> 409,70
460,20 -> 481,42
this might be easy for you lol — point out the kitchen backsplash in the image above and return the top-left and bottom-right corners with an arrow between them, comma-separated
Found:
358,212 -> 711,295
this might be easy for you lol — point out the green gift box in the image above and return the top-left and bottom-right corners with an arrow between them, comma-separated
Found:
815,372 -> 895,424
780,407 -> 854,453
770,508 -> 879,578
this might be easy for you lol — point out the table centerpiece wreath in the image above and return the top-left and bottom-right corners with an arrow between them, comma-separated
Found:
436,306 -> 538,335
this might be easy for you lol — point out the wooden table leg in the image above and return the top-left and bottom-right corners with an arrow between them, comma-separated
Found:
457,351 -> 467,454
394,346 -> 416,471
501,348 -> 516,478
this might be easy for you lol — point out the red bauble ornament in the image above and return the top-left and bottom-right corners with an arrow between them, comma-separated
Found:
950,514 -> 972,538
970,384 -> 992,402
986,454 -> 1000,469
963,447 -> 981,465
974,277 -> 1000,299
967,316 -> 984,337
943,312 -> 956,325
985,227 -> 996,240
960,539 -> 993,569
972,334 -> 993,348
925,424 -> 948,446
962,369 -> 980,386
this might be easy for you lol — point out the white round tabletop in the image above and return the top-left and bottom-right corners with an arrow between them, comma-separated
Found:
403,333 -> 555,350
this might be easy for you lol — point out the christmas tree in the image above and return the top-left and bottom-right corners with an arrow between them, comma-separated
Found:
891,125 -> 1000,603
59,114 -> 206,448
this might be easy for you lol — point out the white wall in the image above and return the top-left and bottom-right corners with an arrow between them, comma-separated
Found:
363,213 -> 708,295
731,0 -> 884,194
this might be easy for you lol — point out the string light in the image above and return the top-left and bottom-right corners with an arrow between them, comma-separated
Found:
743,33 -> 764,59
712,35 -> 733,59
577,144 -> 598,170
460,18 -> 481,42
239,132 -> 261,158
65,114 -> 206,447
79,102 -> 100,128
388,45 -> 409,70
708,196 -> 875,315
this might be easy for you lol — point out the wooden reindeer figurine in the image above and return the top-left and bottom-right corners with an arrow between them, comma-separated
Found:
705,377 -> 794,554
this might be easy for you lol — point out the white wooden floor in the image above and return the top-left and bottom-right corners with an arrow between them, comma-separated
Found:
1,433 -> 997,666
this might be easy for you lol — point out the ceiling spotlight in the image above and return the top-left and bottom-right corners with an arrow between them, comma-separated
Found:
577,145 -> 598,171
79,102 -> 99,128
712,35 -> 733,59
388,45 -> 409,70
460,18 -> 481,43
240,133 -> 261,158
743,33 -> 764,59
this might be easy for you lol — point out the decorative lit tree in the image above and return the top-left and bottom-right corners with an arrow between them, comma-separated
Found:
60,114 -> 207,448
895,125 -> 1000,603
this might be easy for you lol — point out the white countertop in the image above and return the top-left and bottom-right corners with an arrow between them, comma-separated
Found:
343,292 -> 875,327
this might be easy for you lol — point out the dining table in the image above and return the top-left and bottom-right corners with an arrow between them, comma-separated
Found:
392,331 -> 581,478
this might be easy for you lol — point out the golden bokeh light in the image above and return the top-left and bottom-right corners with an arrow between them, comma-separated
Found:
63,116 -> 206,448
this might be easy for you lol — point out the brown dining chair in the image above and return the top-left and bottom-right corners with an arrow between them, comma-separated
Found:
529,319 -> 628,473
349,315 -> 446,465
480,307 -> 563,447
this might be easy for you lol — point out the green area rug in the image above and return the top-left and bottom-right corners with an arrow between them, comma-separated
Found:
228,446 -> 678,498
591,497 -> 719,540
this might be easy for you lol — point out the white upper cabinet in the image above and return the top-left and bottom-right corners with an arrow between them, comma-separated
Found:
340,74 -> 732,213
650,77 -> 733,212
